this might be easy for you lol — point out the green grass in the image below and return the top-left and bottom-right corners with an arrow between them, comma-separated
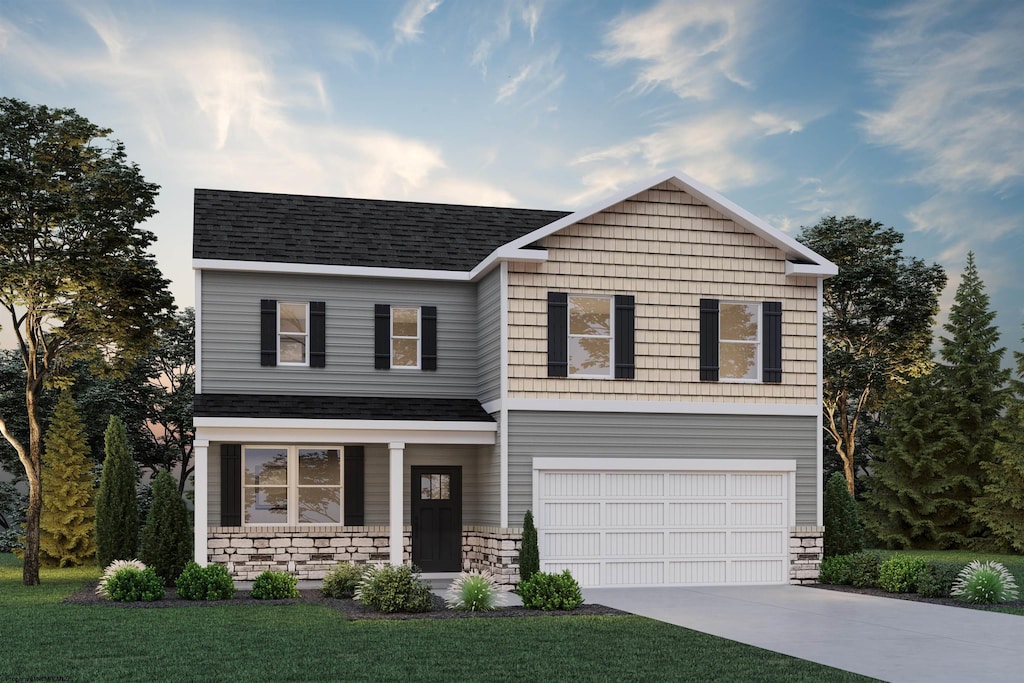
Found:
0,554 -> 875,682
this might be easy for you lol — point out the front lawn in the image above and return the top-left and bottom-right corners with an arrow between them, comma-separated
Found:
0,554 -> 874,682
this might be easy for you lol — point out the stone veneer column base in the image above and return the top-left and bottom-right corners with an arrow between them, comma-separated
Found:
462,526 -> 522,590
207,526 -> 411,581
790,526 -> 823,584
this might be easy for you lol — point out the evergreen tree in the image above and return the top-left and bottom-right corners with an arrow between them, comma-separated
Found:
519,509 -> 540,583
95,415 -> 139,566
140,471 -> 192,585
929,253 -> 1009,546
823,472 -> 864,558
39,391 -> 96,567
972,329 -> 1024,552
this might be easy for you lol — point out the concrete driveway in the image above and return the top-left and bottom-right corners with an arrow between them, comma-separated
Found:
584,585 -> 1024,683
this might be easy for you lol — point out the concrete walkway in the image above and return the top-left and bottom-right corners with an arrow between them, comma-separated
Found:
583,585 -> 1024,683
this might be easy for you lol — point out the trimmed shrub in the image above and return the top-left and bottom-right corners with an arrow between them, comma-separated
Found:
823,472 -> 864,558
445,570 -> 507,612
951,561 -> 1020,604
105,566 -> 165,602
518,570 -> 584,611
140,471 -> 193,586
176,561 -> 236,601
354,564 -> 433,613
322,562 -> 366,599
878,555 -> 927,593
97,559 -> 147,597
916,561 -> 963,598
95,416 -> 139,567
251,570 -> 299,600
847,551 -> 883,588
818,554 -> 852,585
519,509 -> 540,584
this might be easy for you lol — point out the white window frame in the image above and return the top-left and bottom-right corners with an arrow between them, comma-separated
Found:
242,445 -> 344,526
277,302 -> 309,367
390,306 -> 421,370
719,301 -> 761,383
568,294 -> 615,379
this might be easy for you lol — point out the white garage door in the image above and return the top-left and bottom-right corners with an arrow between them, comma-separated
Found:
533,458 -> 795,587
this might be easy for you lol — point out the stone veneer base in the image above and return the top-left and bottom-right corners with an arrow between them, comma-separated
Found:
790,526 -> 823,584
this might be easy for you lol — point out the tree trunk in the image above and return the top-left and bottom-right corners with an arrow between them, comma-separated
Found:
22,383 -> 42,585
840,442 -> 856,497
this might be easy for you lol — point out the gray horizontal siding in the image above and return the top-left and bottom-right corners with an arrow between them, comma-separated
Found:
507,411 -> 818,526
201,271 -> 479,397
476,412 -> 501,527
476,269 -> 502,404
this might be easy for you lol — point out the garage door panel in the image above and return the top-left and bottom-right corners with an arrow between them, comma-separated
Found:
541,472 -> 600,497
732,559 -> 785,583
606,562 -> 664,586
605,532 -> 664,556
668,502 -> 727,526
731,531 -> 786,555
668,560 -> 727,584
547,562 -> 600,587
606,502 -> 664,526
668,473 -> 727,497
604,473 -> 664,497
732,473 -> 785,497
544,532 -> 601,558
543,502 -> 602,527
668,531 -> 727,555
733,502 -> 784,526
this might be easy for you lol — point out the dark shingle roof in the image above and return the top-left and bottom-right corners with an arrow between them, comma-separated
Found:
193,189 -> 570,271
194,394 -> 495,423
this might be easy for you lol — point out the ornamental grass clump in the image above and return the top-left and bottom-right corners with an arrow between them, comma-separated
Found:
445,570 -> 507,611
950,561 -> 1019,604
96,559 -> 147,597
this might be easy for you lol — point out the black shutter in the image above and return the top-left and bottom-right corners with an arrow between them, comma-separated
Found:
374,304 -> 391,369
762,302 -> 783,383
421,306 -> 437,371
344,446 -> 365,526
699,299 -> 720,382
220,444 -> 242,526
310,301 -> 326,368
260,300 -> 277,367
547,292 -> 568,377
614,295 -> 635,379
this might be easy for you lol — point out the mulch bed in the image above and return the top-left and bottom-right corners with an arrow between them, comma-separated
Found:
62,583 -> 629,620
809,583 -> 1024,612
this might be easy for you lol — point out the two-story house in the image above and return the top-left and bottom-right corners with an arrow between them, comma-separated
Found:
191,171 -> 837,588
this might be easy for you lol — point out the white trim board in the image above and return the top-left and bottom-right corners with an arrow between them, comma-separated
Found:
194,421 -> 497,447
532,457 -> 797,472
497,398 -> 819,417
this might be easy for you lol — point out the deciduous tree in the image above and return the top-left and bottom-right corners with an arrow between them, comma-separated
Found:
0,98 -> 172,584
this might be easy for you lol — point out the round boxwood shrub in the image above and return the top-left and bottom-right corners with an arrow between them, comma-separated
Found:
916,561 -> 963,598
847,551 -> 883,588
96,559 -> 147,598
176,561 -> 236,601
105,566 -> 165,602
518,570 -> 584,611
250,570 -> 299,600
354,564 -> 433,613
878,555 -> 927,593
321,562 -> 366,599
951,561 -> 1020,604
818,554 -> 853,585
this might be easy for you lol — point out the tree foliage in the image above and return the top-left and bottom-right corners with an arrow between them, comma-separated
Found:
798,217 -> 946,495
140,471 -> 192,586
823,472 -> 864,558
95,416 -> 139,567
519,509 -> 540,583
38,391 -> 96,567
0,98 -> 172,584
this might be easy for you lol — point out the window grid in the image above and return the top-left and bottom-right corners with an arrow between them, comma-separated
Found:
242,446 -> 343,525
391,306 -> 420,369
719,302 -> 761,382
568,294 -> 614,378
278,302 -> 309,366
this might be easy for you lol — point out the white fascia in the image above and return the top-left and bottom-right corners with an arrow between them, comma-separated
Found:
193,418 -> 497,446
532,457 -> 797,473
194,269 -> 202,394
193,258 -> 471,282
503,398 -> 819,417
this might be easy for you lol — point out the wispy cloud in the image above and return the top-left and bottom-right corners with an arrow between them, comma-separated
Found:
905,193 -> 1021,243
393,0 -> 443,45
861,0 -> 1024,193
471,0 -> 545,77
598,0 -> 758,100
494,49 -> 563,105
320,25 -> 380,66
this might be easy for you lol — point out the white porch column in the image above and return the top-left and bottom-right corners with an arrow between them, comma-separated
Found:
193,439 -> 210,566
389,441 -> 405,566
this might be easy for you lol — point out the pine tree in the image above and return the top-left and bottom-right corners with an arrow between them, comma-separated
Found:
140,471 -> 192,585
39,391 -> 96,567
95,415 -> 138,566
862,373 -> 956,548
972,330 -> 1024,552
929,253 -> 1009,546
519,509 -> 539,583
823,472 -> 864,558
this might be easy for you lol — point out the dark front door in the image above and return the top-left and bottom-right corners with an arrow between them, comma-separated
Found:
411,466 -> 462,572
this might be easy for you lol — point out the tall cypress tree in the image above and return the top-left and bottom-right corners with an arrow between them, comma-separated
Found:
95,415 -> 138,566
140,471 -> 192,586
39,391 -> 96,567
973,329 -> 1024,551
930,253 -> 1009,546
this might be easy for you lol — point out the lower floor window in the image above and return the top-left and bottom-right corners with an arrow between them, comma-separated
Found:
243,446 -> 342,524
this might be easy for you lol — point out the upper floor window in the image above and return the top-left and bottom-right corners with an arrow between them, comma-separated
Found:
391,307 -> 420,368
700,299 -> 782,383
547,292 -> 635,379
278,302 -> 309,365
719,302 -> 760,381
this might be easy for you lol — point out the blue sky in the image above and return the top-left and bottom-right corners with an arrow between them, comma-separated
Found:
1,0 -> 1022,359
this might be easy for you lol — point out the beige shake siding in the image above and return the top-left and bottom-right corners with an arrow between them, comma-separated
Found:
506,183 -> 819,403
